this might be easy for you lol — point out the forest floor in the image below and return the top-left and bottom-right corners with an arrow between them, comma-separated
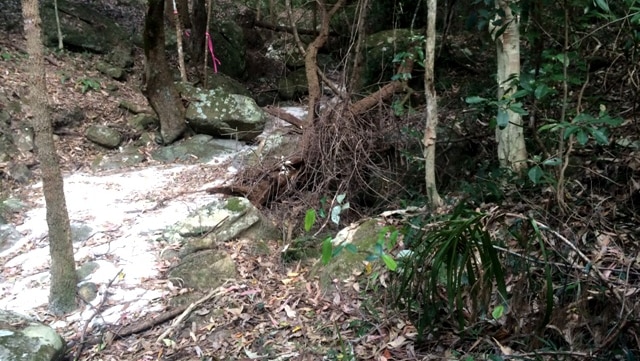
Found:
0,14 -> 439,361
2,1 -> 640,360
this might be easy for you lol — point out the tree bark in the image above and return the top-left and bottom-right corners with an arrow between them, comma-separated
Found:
423,0 -> 443,207
190,0 -> 207,67
304,0 -> 346,124
22,0 -> 77,315
492,0 -> 527,173
144,0 -> 187,144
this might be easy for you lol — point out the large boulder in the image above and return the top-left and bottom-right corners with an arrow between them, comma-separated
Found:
163,197 -> 278,290
0,310 -> 66,361
40,0 -> 133,69
209,21 -> 247,80
162,197 -> 278,255
178,83 -> 267,142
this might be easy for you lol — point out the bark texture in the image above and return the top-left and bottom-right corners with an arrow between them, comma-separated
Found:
423,0 -> 443,207
144,0 -> 186,144
492,0 -> 528,173
22,0 -> 77,315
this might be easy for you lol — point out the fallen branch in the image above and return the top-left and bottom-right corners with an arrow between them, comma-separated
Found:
263,105 -> 305,129
156,283 -> 231,343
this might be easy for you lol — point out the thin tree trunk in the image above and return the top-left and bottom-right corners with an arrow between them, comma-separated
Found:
144,0 -> 186,144
492,0 -> 527,173
22,0 -> 77,315
304,0 -> 346,124
424,0 -> 443,207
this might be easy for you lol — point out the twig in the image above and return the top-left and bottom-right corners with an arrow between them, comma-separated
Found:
72,268 -> 123,361
155,282 -> 231,343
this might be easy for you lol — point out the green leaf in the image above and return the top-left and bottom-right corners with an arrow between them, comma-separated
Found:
345,244 -> 358,253
511,89 -> 529,99
590,128 -> 609,144
534,84 -> 554,99
508,103 -> 529,115
528,165 -> 543,184
336,193 -> 346,204
321,238 -> 333,265
465,96 -> 488,104
594,0 -> 611,12
304,209 -> 316,232
542,157 -> 562,166
576,129 -> 589,145
381,254 -> 398,271
492,304 -> 505,319
496,110 -> 509,129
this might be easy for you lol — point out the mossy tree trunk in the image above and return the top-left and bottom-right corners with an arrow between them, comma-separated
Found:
22,0 -> 77,315
144,0 -> 186,144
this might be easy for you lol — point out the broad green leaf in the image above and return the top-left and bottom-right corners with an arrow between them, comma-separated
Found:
538,123 -> 559,132
594,0 -> 611,12
576,129 -> 589,145
528,165 -> 543,184
304,209 -> 316,232
492,304 -> 505,319
341,202 -> 350,210
336,193 -> 346,204
465,96 -> 487,104
321,238 -> 333,265
511,89 -> 529,99
564,125 -> 580,138
534,84 -> 553,99
381,254 -> 398,271
509,103 -> 529,115
573,113 -> 596,124
542,157 -> 562,166
496,110 -> 509,129
590,128 -> 609,144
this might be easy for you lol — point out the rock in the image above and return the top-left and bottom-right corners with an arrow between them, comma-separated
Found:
0,224 -> 21,253
209,21 -> 247,79
178,83 -> 267,141
151,134 -> 244,163
70,223 -> 94,243
40,0 -> 133,69
277,68 -> 308,100
311,219 -> 386,289
168,250 -> 236,290
203,73 -> 252,98
127,114 -> 159,131
0,309 -> 66,361
76,261 -> 100,281
7,163 -> 32,184
85,125 -> 123,149
13,126 -> 34,153
95,62 -> 125,81
78,282 -> 98,302
91,146 -> 145,171
162,197 -> 278,255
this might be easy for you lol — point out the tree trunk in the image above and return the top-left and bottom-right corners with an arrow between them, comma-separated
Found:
423,0 -> 443,207
190,0 -> 207,68
144,0 -> 187,144
303,0 -> 346,124
22,0 -> 77,315
492,0 -> 527,173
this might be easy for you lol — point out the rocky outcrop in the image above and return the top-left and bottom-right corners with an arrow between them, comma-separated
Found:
178,83 -> 267,142
0,310 -> 66,361
163,197 -> 278,290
